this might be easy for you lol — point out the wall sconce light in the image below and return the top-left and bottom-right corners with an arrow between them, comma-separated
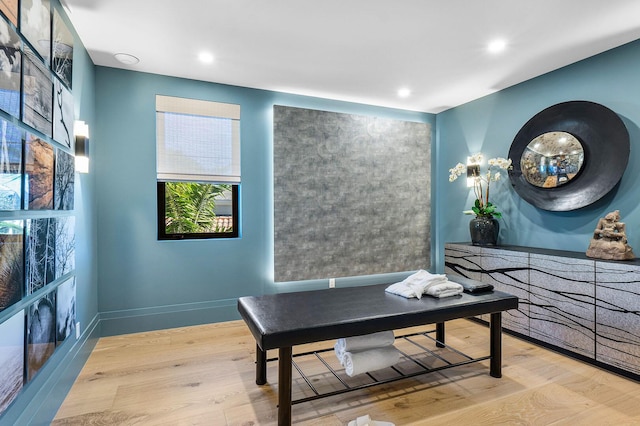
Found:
466,160 -> 480,187
74,120 -> 90,173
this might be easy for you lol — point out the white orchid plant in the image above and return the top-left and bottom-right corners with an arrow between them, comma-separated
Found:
449,153 -> 512,219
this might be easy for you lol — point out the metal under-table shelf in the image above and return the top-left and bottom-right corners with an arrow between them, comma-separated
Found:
265,326 -> 492,407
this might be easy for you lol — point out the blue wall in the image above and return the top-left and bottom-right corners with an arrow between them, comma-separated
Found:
93,67 -> 434,336
95,38 -> 640,333
435,39 -> 640,270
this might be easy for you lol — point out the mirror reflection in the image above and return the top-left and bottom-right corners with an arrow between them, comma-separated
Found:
520,131 -> 584,188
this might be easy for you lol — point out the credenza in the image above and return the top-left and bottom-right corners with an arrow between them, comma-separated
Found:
445,242 -> 640,379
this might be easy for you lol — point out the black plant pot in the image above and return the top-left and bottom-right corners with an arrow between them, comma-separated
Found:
470,216 -> 499,246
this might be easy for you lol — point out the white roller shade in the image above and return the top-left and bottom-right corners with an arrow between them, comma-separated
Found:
156,95 -> 240,183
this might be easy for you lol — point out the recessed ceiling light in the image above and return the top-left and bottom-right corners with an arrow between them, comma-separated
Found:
487,39 -> 507,54
198,52 -> 215,64
114,53 -> 140,65
398,88 -> 411,98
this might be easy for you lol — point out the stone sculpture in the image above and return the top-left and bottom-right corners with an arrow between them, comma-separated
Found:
586,210 -> 635,260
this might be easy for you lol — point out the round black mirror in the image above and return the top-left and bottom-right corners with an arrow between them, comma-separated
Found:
508,101 -> 629,211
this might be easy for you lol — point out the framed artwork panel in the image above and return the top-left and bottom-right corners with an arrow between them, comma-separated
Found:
0,16 -> 21,118
56,277 -> 75,345
0,117 -> 23,210
53,79 -> 73,148
52,9 -> 73,89
27,291 -> 56,381
23,48 -> 53,137
55,216 -> 75,278
0,220 -> 23,312
54,149 -> 74,210
0,0 -> 18,26
20,0 -> 51,64
25,134 -> 54,210
0,309 -> 24,416
26,218 -> 55,294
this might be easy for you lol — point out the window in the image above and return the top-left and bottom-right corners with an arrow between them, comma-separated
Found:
157,182 -> 238,239
156,95 -> 240,240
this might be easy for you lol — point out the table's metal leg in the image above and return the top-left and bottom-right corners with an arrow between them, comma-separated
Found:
278,346 -> 293,426
436,322 -> 445,348
490,312 -> 502,378
256,344 -> 267,385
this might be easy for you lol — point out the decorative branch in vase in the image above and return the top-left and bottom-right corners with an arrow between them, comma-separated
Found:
449,153 -> 512,245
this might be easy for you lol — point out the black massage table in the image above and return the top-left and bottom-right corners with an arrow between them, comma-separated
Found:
238,277 -> 518,425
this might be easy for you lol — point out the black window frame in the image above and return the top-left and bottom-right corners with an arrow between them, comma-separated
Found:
157,182 -> 239,240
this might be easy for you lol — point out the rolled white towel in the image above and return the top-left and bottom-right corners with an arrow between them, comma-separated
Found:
347,414 -> 395,426
334,331 -> 395,365
343,346 -> 401,377
424,282 -> 464,298
348,415 -> 374,426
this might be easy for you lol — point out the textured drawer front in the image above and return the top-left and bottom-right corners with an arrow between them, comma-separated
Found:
444,244 -> 485,320
481,248 -> 530,336
444,243 -> 483,281
595,261 -> 640,375
529,254 -> 595,358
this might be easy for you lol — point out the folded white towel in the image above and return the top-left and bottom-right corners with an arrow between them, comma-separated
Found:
385,270 -> 449,299
384,281 -> 420,298
334,331 -> 395,365
425,282 -> 464,298
404,269 -> 448,287
343,346 -> 401,377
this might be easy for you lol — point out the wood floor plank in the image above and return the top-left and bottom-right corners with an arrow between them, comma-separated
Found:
54,319 -> 639,425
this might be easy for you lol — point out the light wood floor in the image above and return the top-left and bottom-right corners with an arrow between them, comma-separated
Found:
53,319 -> 640,425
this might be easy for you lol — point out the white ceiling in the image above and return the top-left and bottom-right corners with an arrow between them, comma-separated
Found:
62,0 -> 640,113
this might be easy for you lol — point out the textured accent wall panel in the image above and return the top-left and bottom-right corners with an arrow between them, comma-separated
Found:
274,106 -> 430,282
595,261 -> 640,375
